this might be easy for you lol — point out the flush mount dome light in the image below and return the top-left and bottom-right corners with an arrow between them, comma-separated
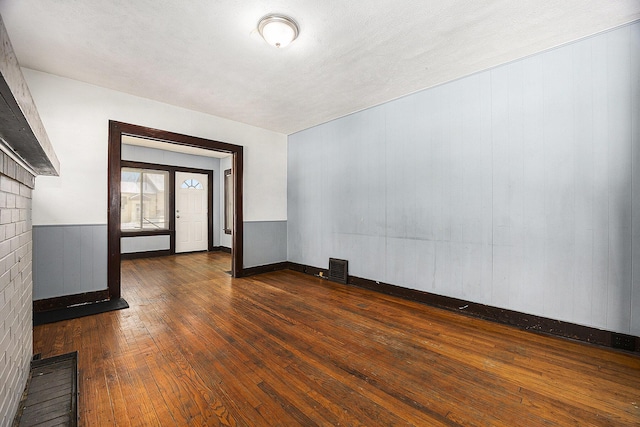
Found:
258,14 -> 299,48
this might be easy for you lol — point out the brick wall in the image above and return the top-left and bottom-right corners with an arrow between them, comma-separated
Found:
0,153 -> 35,426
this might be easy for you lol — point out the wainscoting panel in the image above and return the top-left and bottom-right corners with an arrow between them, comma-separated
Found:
243,221 -> 287,268
33,224 -> 107,300
121,235 -> 170,254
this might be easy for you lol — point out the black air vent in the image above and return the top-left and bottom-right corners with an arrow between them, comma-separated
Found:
328,258 -> 348,284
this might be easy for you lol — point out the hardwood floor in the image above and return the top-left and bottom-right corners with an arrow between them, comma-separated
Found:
33,252 -> 640,426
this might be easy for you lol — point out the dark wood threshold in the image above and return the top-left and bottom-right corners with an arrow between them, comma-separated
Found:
33,290 -> 110,313
174,250 -> 208,256
283,262 -> 640,353
242,262 -> 289,277
219,246 -> 232,254
33,298 -> 129,326
13,351 -> 78,427
121,249 -> 171,260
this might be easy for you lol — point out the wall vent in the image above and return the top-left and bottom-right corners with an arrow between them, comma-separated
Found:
611,333 -> 637,351
328,258 -> 348,284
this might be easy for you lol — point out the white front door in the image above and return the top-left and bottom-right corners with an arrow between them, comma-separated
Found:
175,171 -> 208,253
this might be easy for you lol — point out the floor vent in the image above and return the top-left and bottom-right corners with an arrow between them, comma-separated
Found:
612,333 -> 637,351
328,258 -> 348,284
14,351 -> 78,426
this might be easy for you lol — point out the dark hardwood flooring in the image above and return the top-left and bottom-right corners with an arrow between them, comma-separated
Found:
33,252 -> 640,426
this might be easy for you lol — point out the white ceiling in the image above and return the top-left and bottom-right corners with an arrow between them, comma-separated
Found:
1,1 -> 639,135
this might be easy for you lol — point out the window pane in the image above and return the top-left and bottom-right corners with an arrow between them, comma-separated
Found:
121,168 -> 169,231
142,171 -> 168,229
181,179 -> 203,189
121,168 -> 141,230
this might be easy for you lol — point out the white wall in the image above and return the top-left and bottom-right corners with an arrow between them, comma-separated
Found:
123,144 -> 221,172
23,69 -> 287,226
288,22 -> 640,336
25,69 -> 287,294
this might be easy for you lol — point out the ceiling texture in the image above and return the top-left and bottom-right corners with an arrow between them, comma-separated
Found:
1,1 -> 639,135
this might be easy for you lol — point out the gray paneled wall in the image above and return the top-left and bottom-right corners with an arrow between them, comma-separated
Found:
243,221 -> 287,267
288,22 -> 640,336
121,235 -> 170,253
33,225 -> 107,300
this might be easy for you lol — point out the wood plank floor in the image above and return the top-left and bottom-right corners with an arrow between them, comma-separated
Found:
33,252 -> 640,426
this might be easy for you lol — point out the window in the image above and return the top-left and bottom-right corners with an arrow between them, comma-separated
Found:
181,179 -> 203,189
121,168 -> 169,231
224,169 -> 232,234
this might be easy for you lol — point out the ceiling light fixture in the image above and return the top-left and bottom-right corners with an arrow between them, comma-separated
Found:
258,14 -> 299,48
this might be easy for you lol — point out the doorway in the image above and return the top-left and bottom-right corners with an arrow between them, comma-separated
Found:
175,171 -> 209,253
108,121 -> 244,300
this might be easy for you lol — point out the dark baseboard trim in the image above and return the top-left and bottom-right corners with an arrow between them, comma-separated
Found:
242,262 -> 289,277
287,262 -> 329,278
34,289 -> 110,313
285,262 -> 640,353
219,246 -> 232,254
121,249 -> 171,260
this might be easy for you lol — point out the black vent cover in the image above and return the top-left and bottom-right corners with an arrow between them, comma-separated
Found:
328,258 -> 348,284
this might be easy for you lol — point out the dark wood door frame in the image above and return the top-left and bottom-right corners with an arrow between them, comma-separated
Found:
108,121 -> 244,299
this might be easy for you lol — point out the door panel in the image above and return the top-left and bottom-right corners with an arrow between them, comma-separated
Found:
175,171 -> 208,253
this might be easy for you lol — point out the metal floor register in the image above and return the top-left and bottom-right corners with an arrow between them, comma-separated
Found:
13,352 -> 78,427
